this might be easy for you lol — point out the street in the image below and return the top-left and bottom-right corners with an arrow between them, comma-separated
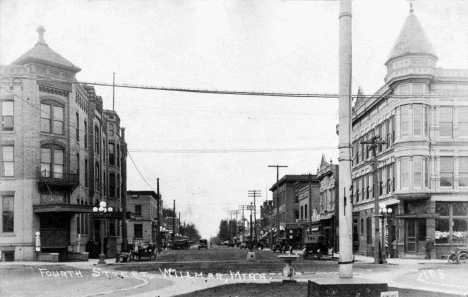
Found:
2,245 -> 467,297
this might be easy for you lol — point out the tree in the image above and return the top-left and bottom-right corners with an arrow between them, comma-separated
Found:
179,223 -> 202,242
217,219 -> 238,241
163,207 -> 175,218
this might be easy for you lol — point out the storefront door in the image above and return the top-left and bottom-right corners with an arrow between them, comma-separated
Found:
406,220 -> 417,252
406,219 -> 426,253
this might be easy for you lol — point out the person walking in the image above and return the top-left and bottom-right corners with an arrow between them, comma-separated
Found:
425,237 -> 434,260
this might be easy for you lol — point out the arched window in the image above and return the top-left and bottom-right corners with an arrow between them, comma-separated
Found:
95,162 -> 100,191
94,126 -> 100,155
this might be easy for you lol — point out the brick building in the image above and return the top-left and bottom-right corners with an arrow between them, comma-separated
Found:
269,175 -> 318,245
126,191 -> 163,245
352,8 -> 468,259
0,26 -> 127,261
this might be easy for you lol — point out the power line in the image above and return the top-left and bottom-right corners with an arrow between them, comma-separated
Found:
127,151 -> 156,191
128,147 -> 337,154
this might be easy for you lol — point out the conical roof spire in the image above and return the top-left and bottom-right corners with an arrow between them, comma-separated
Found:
36,25 -> 47,46
385,5 -> 437,64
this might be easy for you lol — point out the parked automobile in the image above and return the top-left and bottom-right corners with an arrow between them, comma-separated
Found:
198,239 -> 208,250
172,239 -> 190,250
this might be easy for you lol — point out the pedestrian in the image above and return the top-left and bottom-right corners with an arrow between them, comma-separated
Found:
425,237 -> 434,260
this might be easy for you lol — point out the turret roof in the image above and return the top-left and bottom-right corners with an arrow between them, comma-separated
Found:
385,7 -> 437,64
12,26 -> 81,73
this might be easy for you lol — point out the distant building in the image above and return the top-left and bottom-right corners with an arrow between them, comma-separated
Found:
269,175 -> 319,245
0,27 -> 127,261
352,7 -> 468,259
316,155 -> 339,251
126,191 -> 162,245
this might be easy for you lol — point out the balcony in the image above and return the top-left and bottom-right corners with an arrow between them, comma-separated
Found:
37,170 -> 79,192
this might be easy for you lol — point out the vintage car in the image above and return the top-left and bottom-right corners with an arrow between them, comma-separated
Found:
198,239 -> 208,249
172,239 -> 190,250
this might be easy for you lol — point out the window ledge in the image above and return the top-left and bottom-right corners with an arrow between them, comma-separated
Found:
1,130 -> 15,134
0,233 -> 16,237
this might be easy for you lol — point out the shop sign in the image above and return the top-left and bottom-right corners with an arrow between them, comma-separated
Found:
41,194 -> 64,204
394,214 -> 440,219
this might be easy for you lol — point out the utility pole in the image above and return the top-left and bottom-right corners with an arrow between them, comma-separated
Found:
308,174 -> 312,233
112,72 -> 115,111
156,178 -> 160,253
229,210 -> 239,239
362,136 -> 386,264
248,190 -> 261,243
338,0 -> 353,278
249,202 -> 254,251
121,128 -> 128,252
268,165 -> 288,245
238,205 -> 250,241
172,200 -> 176,243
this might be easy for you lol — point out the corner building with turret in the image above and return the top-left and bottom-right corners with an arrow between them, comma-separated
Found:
0,27 -> 127,261
352,7 -> 468,259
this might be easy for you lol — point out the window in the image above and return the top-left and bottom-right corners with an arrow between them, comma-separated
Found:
84,159 -> 88,187
117,175 -> 120,200
1,101 -> 14,131
413,157 -> 422,188
94,126 -> 100,155
2,196 -> 14,232
425,158 -> 430,188
361,177 -> 365,201
386,120 -> 391,149
387,165 -> 391,194
76,113 -> 79,142
356,179 -> 359,202
2,146 -> 14,177
109,143 -> 115,166
459,107 -> 468,137
117,144 -> 120,167
366,175 -> 370,199
40,103 -> 63,134
40,147 -> 64,178
109,173 -> 115,198
76,153 -> 80,174
134,224 -> 143,238
401,157 -> 410,188
304,204 -> 308,220
109,124 -> 114,137
295,210 -> 299,219
459,157 -> 468,187
135,205 -> 142,216
413,104 -> 423,136
366,217 -> 372,244
300,205 -> 303,220
95,162 -> 100,191
360,218 -> 364,235
440,157 -> 453,187
84,121 -> 88,149
40,104 -> 51,133
440,106 -> 453,137
379,168 -> 383,196
401,105 -> 410,138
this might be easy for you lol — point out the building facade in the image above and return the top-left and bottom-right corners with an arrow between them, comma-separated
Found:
126,191 -> 162,245
352,8 -> 468,259
0,27 -> 127,261
269,175 -> 318,245
316,155 -> 339,251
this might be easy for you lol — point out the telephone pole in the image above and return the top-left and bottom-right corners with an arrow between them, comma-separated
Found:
362,135 -> 387,264
268,165 -> 288,245
248,190 -> 261,243
172,200 -> 176,242
338,0 -> 353,278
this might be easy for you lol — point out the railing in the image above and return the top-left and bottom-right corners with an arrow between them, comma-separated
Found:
37,170 -> 79,190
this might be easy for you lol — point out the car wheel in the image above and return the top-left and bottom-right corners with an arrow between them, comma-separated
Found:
458,252 -> 468,264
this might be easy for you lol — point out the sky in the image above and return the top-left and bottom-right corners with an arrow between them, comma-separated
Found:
1,0 -> 467,239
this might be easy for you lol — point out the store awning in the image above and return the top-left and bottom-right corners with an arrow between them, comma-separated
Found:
34,204 -> 92,214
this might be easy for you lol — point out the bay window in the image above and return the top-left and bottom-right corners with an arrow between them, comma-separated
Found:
401,157 -> 410,188
413,156 -> 422,188
401,105 -> 410,138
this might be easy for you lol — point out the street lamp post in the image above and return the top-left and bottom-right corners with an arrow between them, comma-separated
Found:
93,201 -> 113,265
379,203 -> 393,264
